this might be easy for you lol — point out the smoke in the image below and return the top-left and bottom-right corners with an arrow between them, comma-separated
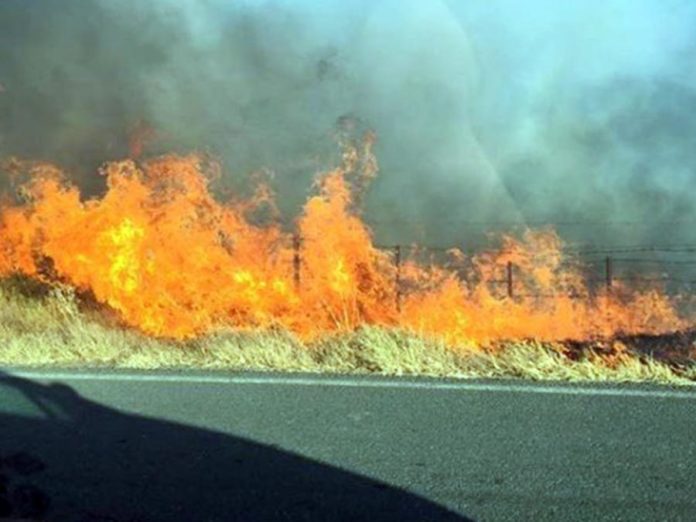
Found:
1,0 -> 696,248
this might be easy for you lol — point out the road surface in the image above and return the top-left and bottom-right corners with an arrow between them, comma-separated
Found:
1,369 -> 695,521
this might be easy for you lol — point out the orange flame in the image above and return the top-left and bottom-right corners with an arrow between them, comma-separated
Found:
0,138 -> 686,345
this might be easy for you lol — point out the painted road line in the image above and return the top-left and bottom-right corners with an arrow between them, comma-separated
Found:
2,369 -> 696,399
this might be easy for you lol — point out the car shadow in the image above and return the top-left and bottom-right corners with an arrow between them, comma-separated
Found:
0,371 -> 474,521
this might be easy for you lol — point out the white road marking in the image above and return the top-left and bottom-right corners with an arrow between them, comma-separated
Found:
2,369 -> 695,399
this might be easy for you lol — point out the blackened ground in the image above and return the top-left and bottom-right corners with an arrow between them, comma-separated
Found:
562,329 -> 696,369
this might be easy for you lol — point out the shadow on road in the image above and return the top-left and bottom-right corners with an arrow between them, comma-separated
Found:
0,371 -> 474,521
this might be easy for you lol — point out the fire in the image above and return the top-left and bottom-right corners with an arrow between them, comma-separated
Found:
0,137 -> 686,346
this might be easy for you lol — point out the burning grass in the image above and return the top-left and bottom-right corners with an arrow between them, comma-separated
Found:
0,276 -> 693,384
0,141 -> 688,344
1,138 -> 695,382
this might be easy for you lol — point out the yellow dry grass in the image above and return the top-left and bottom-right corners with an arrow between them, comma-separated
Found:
0,277 -> 693,384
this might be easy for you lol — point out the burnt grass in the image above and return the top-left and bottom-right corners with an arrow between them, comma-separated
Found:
562,329 -> 696,370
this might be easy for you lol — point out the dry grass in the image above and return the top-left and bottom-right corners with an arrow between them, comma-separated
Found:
0,277 -> 694,385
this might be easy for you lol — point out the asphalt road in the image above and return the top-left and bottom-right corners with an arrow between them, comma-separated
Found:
1,370 -> 696,521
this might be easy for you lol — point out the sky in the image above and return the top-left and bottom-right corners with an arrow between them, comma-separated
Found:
1,0 -> 696,247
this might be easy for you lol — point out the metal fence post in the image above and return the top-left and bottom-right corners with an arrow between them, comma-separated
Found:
293,234 -> 302,290
506,261 -> 514,299
394,245 -> 402,312
605,256 -> 613,292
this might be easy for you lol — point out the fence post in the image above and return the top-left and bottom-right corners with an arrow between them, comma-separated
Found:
293,234 -> 301,290
506,261 -> 514,299
605,256 -> 613,292
394,245 -> 402,312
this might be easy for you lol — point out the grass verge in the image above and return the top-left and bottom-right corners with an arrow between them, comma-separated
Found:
1,277 -> 694,385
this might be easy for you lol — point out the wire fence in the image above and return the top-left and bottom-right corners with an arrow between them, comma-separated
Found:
287,233 -> 696,310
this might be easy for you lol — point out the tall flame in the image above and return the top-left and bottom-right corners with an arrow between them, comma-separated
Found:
0,138 -> 685,345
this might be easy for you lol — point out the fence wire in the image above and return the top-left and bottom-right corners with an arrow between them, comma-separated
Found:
288,235 -> 696,303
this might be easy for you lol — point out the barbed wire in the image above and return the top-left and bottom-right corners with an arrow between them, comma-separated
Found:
581,258 -> 696,266
365,219 -> 696,227
373,243 -> 696,257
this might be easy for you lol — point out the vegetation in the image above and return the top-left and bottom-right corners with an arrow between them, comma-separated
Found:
1,277 -> 694,385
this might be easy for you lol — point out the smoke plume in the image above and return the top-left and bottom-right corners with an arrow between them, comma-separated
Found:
1,0 -> 696,248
